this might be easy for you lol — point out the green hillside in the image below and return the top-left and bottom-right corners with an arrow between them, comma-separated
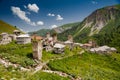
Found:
0,64 -> 69,80
29,29 -> 51,36
59,22 -> 80,29
28,22 -> 80,37
0,42 -> 120,80
0,20 -> 20,34
48,52 -> 120,80
93,20 -> 120,52
57,4 -> 120,52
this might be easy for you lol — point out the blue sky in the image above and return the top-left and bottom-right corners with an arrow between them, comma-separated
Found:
0,0 -> 120,32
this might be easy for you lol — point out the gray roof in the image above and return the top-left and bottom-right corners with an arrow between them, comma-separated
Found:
54,43 -> 65,48
17,34 -> 30,38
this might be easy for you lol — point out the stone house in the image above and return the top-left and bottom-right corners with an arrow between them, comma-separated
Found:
68,35 -> 73,42
89,46 -> 117,54
0,33 -> 12,45
42,33 -> 54,52
46,32 -> 50,39
52,33 -> 58,44
9,34 -> 17,41
16,34 -> 31,44
13,30 -> 21,36
31,35 -> 43,41
82,40 -> 97,49
53,43 -> 65,54
64,35 -> 74,50
83,43 -> 92,49
12,30 -> 21,40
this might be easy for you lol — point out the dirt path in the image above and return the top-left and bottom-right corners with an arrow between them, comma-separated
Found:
43,70 -> 75,79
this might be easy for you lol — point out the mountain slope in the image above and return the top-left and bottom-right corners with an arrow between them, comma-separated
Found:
57,4 -> 120,51
29,22 -> 80,36
0,20 -> 20,34
53,22 -> 80,33
29,29 -> 51,36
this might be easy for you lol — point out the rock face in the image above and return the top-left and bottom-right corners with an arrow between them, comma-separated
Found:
83,6 -> 120,36
53,22 -> 80,33
73,6 -> 120,37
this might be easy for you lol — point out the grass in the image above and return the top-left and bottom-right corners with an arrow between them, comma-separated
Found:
47,52 -> 120,80
0,64 -> 29,80
0,64 -> 70,80
0,20 -> 19,34
0,41 -> 120,80
28,71 -> 69,80
42,46 -> 82,62
0,42 -> 71,80
0,42 -> 36,67
0,41 -> 82,67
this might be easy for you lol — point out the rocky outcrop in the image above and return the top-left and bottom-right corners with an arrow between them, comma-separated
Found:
80,6 -> 120,36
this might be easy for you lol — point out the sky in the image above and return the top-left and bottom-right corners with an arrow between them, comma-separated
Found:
0,0 -> 120,32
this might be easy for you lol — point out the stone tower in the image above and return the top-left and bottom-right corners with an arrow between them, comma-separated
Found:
52,33 -> 57,43
32,41 -> 42,60
68,35 -> 73,42
32,39 -> 42,60
46,32 -> 50,39
89,39 -> 97,48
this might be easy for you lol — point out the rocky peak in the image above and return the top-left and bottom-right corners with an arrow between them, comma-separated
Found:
82,5 -> 120,36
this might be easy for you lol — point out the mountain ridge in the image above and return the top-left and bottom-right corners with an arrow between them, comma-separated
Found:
29,22 -> 80,36
57,4 -> 120,51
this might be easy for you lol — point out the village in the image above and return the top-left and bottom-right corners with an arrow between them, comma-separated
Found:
0,30 -> 117,60
0,30 -> 118,80
1,0 -> 120,79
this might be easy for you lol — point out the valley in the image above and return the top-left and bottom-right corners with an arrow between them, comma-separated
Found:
0,3 -> 120,80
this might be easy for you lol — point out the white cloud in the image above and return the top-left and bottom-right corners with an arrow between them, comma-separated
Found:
11,6 -> 31,23
48,13 -> 55,17
37,21 -> 44,26
28,3 -> 39,13
47,13 -> 64,21
51,25 -> 58,29
91,1 -> 98,4
56,14 -> 63,21
30,22 -> 36,26
11,6 -> 44,26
